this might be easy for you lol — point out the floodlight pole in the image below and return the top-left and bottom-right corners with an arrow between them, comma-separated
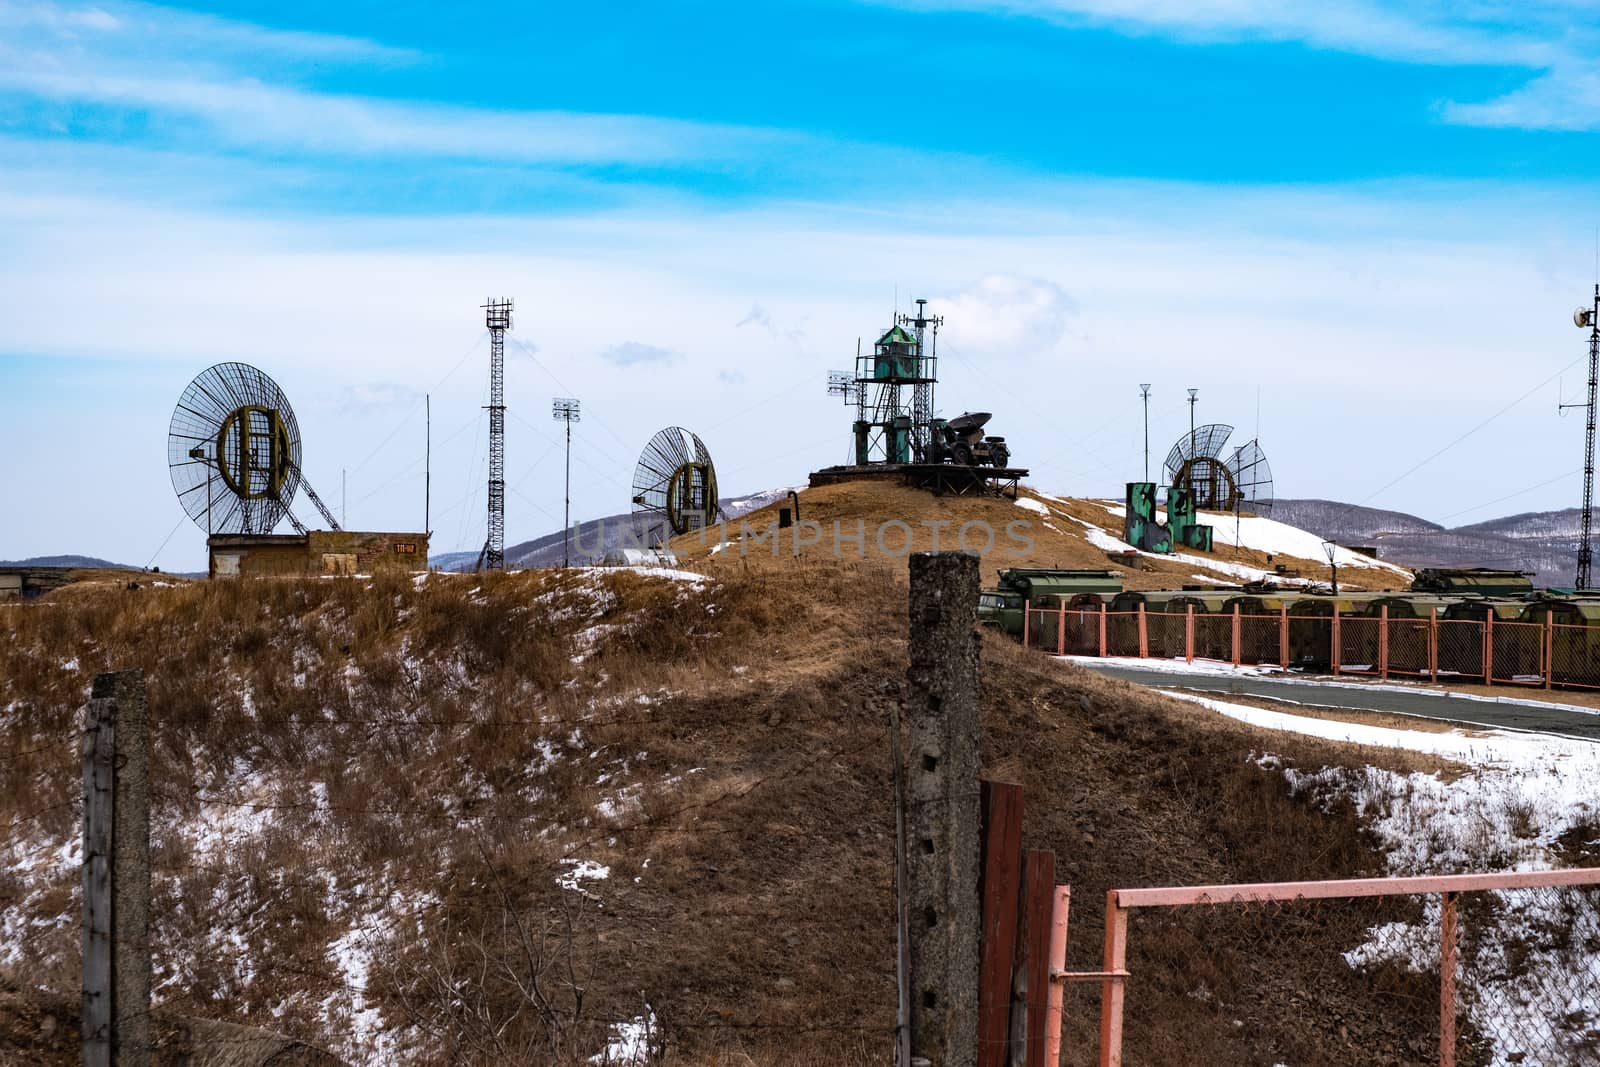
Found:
1139,384 -> 1152,482
482,297 -> 513,571
553,398 -> 581,568
1565,286 -> 1600,590
1187,388 -> 1199,459
1323,540 -> 1339,596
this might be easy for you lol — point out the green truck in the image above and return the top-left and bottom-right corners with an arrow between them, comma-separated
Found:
978,568 -> 1125,637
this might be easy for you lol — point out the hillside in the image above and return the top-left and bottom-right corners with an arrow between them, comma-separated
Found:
0,555 -> 134,569
1269,500 -> 1444,544
429,489 -> 794,571
1,555 -> 1447,1065
667,482 -> 1411,591
1273,499 -> 1593,586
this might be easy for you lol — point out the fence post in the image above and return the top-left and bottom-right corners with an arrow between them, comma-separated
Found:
1185,605 -> 1194,664
1484,614 -> 1494,687
1022,598 -> 1030,650
1379,604 -> 1389,681
82,669 -> 151,1067
82,686 -> 115,1067
1331,605 -> 1341,675
1137,604 -> 1148,659
1044,887 -> 1069,1067
1440,891 -> 1458,1067
891,703 -> 913,1067
1057,601 -> 1066,657
978,781 -> 1024,1067
1279,605 -> 1288,669
1429,607 -> 1438,684
1098,893 -> 1128,1067
1015,849 -> 1056,1067
1231,605 -> 1241,667
1545,613 -> 1555,690
906,552 -> 984,1067
1098,603 -> 1107,659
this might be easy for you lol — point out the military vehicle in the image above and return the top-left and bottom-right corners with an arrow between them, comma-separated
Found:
978,568 -> 1124,636
931,411 -> 1010,468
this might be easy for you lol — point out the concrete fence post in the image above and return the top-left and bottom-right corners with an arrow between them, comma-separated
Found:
906,552 -> 983,1067
83,669 -> 151,1067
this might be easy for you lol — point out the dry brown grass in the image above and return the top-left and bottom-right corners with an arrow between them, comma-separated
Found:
1,555 -> 1439,1065
667,481 -> 1410,593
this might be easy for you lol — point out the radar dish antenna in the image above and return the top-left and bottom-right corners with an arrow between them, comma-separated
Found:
630,426 -> 721,546
1163,423 -> 1275,513
168,362 -> 341,535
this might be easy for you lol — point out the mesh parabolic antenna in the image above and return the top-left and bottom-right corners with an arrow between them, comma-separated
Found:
168,362 -> 343,536
1163,423 -> 1274,513
631,427 -> 720,546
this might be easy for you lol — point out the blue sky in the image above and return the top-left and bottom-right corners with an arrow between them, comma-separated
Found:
3,0 -> 1600,569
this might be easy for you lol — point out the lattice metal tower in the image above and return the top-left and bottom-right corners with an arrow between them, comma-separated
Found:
827,300 -> 941,465
900,298 -> 942,461
483,297 -> 513,571
1571,287 -> 1599,589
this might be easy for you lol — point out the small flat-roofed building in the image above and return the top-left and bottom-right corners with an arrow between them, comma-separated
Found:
207,531 -> 430,579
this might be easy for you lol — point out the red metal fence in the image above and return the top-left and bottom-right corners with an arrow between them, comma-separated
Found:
1046,868 -> 1600,1066
1022,603 -> 1600,690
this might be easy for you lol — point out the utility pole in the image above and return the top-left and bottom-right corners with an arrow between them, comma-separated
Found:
1187,387 -> 1199,458
1568,288 -> 1599,589
482,298 -> 513,570
1139,384 -> 1151,482
553,398 -> 581,567
424,393 -> 431,535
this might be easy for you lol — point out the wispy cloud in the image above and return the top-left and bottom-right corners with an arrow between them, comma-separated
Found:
868,0 -> 1600,131
0,0 -> 412,63
0,0 -> 794,166
600,341 -> 680,367
873,0 -> 1555,65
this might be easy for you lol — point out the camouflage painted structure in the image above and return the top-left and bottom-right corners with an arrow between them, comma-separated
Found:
1124,482 -> 1213,554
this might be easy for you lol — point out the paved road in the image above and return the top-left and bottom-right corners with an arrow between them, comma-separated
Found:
1082,663 -> 1600,740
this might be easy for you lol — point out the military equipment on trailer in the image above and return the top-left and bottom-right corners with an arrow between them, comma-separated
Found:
931,412 -> 1010,468
978,568 -> 1123,635
1410,568 -> 1535,596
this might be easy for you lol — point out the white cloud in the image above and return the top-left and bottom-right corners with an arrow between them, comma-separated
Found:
874,0 -> 1556,65
600,341 -> 680,367
938,275 -> 1076,356
0,0 -> 410,62
869,0 -> 1600,132
0,1 -> 790,167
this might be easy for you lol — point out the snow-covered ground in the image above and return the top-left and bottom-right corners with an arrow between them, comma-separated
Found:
1028,493 -> 1408,584
1168,689 -> 1600,1064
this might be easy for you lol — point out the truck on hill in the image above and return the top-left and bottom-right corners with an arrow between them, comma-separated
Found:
977,568 -> 1125,636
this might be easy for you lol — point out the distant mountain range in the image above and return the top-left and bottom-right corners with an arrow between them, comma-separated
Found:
428,487 -> 797,571
1271,499 -> 1592,587
0,554 -> 132,569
